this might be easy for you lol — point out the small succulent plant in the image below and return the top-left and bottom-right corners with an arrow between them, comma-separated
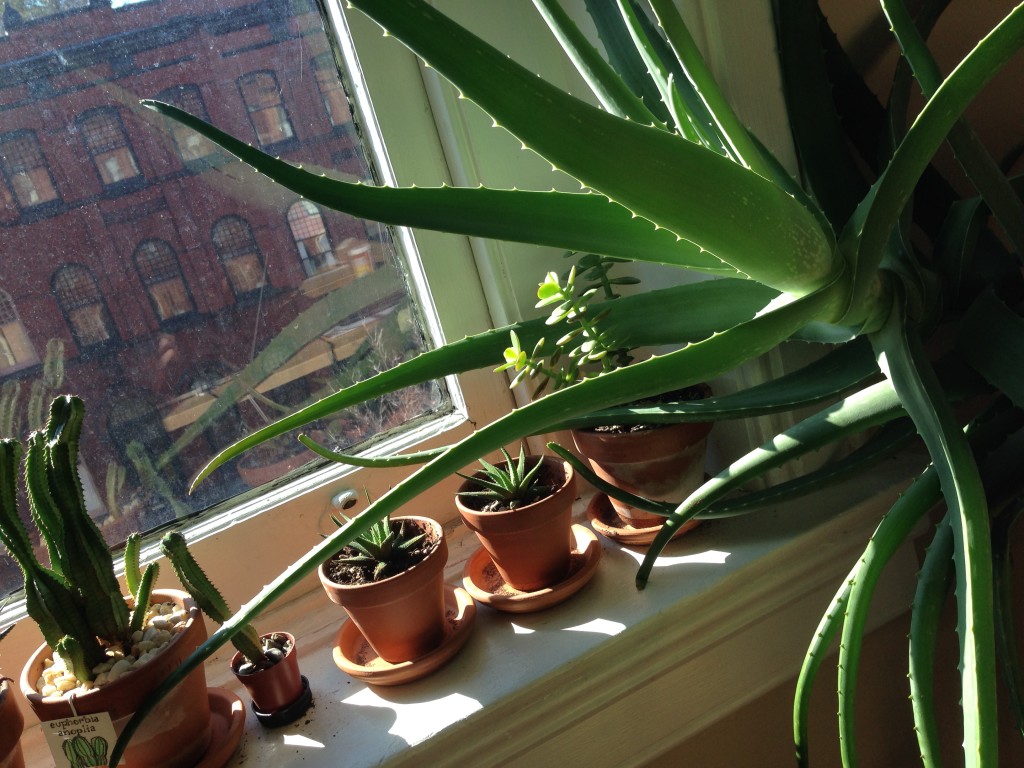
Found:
331,513 -> 427,581
456,446 -> 553,510
0,395 -> 157,682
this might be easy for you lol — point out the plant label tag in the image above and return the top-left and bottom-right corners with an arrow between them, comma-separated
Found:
42,710 -> 124,767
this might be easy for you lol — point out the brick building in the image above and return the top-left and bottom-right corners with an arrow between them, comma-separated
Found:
0,0 -> 415,577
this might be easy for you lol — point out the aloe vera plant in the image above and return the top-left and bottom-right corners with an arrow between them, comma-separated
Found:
0,395 -> 158,682
112,1 -> 1024,765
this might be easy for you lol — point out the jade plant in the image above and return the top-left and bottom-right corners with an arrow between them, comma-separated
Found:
456,446 -> 553,510
114,1 -> 1024,765
0,395 -> 157,682
497,257 -> 636,396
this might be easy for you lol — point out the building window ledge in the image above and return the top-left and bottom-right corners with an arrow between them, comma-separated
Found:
17,455 -> 922,767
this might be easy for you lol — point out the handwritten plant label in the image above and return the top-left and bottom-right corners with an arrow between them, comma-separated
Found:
42,712 -> 124,767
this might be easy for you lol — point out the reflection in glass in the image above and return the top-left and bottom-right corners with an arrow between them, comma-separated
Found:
0,0 -> 445,598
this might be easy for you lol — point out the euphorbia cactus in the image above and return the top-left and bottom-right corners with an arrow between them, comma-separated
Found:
0,395 -> 157,681
160,531 -> 266,666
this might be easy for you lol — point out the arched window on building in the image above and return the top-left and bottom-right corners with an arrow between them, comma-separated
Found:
238,71 -> 294,147
287,201 -> 335,277
52,264 -> 117,350
78,108 -> 140,186
154,84 -> 215,163
133,239 -> 195,322
212,216 -> 265,297
312,53 -> 350,128
0,290 -> 38,374
0,131 -> 59,210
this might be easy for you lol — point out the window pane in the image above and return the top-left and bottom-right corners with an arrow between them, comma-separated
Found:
0,0 -> 447,599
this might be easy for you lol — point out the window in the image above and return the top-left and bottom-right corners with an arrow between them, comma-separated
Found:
313,53 -> 351,128
78,108 -> 141,186
0,131 -> 59,209
238,71 -> 294,147
51,264 -> 117,349
287,200 -> 336,276
0,290 -> 38,374
133,239 -> 195,322
155,84 -> 216,163
212,216 -> 265,297
0,0 -> 511,647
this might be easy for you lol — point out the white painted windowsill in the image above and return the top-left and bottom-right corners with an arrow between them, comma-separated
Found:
19,456 -> 921,767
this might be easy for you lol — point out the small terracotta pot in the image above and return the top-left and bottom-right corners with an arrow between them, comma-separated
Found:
456,456 -> 577,591
0,678 -> 25,768
20,590 -> 212,768
572,388 -> 712,527
231,632 -> 311,727
318,516 -> 447,663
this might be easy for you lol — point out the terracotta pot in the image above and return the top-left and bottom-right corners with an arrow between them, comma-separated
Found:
0,678 -> 25,768
456,456 -> 577,591
318,516 -> 447,663
572,388 -> 712,527
20,590 -> 212,768
230,632 -> 311,727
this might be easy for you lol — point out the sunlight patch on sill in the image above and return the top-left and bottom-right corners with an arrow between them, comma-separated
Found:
342,688 -> 483,745
618,547 -> 731,567
282,734 -> 327,749
564,618 -> 626,636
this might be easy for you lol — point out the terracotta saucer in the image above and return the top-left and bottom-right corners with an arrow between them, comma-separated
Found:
332,585 -> 476,686
197,687 -> 246,768
586,492 -> 701,546
462,524 -> 602,613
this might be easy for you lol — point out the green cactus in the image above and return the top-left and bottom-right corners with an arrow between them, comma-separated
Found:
0,395 -> 156,681
0,338 -> 65,439
160,531 -> 266,665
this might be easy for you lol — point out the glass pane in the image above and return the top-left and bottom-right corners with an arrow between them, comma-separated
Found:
0,0 -> 446,598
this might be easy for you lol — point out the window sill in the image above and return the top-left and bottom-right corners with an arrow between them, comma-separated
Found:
17,455 -> 921,767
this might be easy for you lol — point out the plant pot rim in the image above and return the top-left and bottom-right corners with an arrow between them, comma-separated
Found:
19,588 -> 200,713
228,631 -> 295,676
455,455 -> 573,517
317,514 -> 444,591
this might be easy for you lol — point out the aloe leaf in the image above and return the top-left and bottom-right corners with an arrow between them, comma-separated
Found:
993,505 -> 1024,740
958,288 -> 1024,408
648,0 -> 771,175
532,0 -> 661,126
347,0 -> 837,296
298,435 -> 444,468
560,336 -> 879,429
846,3 -> 1024,324
837,467 -> 941,767
707,419 -> 917,517
774,0 -> 868,228
635,378 -> 907,587
583,0 -> 672,124
871,293 -> 996,767
141,102 -> 730,276
881,0 -> 1024,256
192,278 -> 778,486
794,564 -> 855,767
910,517 -> 954,766
548,442 -> 674,515
112,279 -> 843,765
